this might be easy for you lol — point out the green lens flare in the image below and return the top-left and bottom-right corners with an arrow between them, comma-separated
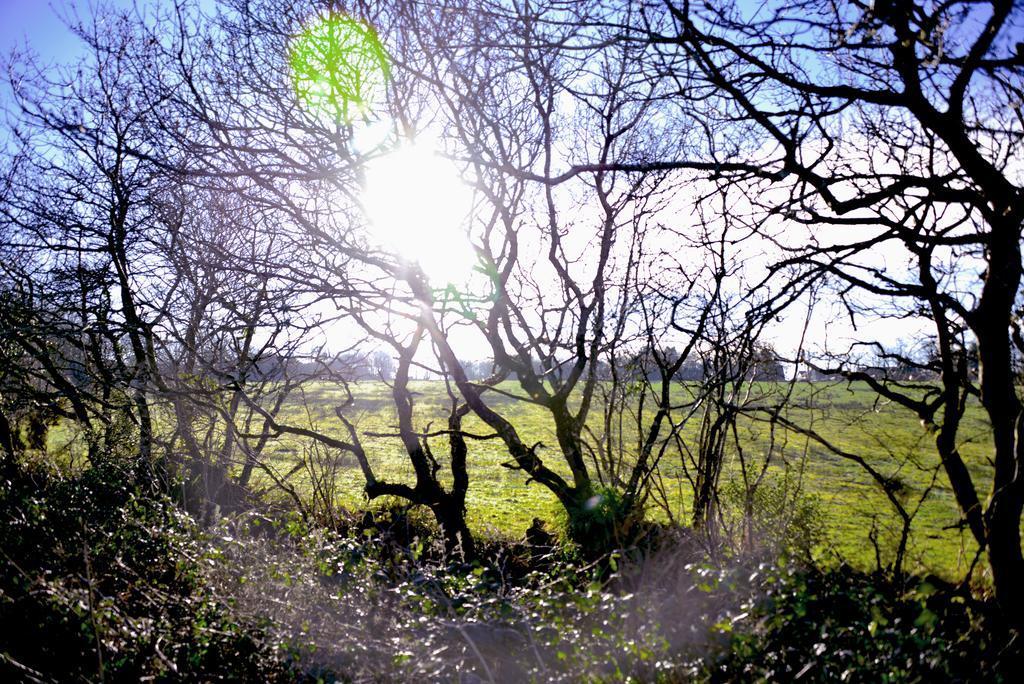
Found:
289,14 -> 390,124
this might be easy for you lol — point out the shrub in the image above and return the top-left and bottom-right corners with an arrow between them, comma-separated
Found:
0,462 -> 291,682
718,479 -> 825,563
561,485 -> 645,558
4,461 -> 1014,682
700,565 -> 1018,682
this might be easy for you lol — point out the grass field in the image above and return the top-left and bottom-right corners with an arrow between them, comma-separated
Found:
240,379 -> 994,582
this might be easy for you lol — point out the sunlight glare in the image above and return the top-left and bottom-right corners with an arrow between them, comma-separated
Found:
362,141 -> 477,285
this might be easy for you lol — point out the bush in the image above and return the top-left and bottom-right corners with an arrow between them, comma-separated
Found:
0,462 -> 290,682
203,517 -> 755,682
700,565 -> 1018,682
561,485 -> 645,558
4,461 -> 1014,682
718,479 -> 825,563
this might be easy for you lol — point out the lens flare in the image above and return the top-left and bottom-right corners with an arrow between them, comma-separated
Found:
290,14 -> 389,124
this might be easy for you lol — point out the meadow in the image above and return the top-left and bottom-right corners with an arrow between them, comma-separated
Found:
246,379 -> 994,582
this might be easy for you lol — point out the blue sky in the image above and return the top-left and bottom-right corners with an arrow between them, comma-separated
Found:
1,1 -> 116,63
0,1 -> 200,64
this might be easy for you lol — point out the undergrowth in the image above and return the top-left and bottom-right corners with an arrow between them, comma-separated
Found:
0,461 -> 290,682
1,462 -> 1017,682
699,564 -> 1019,682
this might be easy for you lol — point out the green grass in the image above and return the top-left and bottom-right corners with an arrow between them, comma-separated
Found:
40,379 -> 995,581
241,379 -> 994,582
254,381 -> 568,536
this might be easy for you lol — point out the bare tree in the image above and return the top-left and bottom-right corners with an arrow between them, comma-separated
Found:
1,10 -> 169,484
115,0 -> 507,554
371,0 -> 771,554
631,0 -> 1024,623
148,184 -> 324,521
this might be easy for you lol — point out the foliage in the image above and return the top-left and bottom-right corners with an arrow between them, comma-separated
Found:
701,566 -> 1018,683
559,485 -> 646,558
203,512 -> 1016,682
717,478 -> 826,564
203,514 -> 738,682
0,462 -> 290,682
1,455 -> 1014,682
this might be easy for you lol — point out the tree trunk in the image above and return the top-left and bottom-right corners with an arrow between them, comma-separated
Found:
987,483 -> 1024,631
0,410 -> 19,479
433,500 -> 477,562
972,214 -> 1024,630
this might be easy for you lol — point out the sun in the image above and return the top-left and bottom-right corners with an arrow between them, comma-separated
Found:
361,140 -> 478,286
